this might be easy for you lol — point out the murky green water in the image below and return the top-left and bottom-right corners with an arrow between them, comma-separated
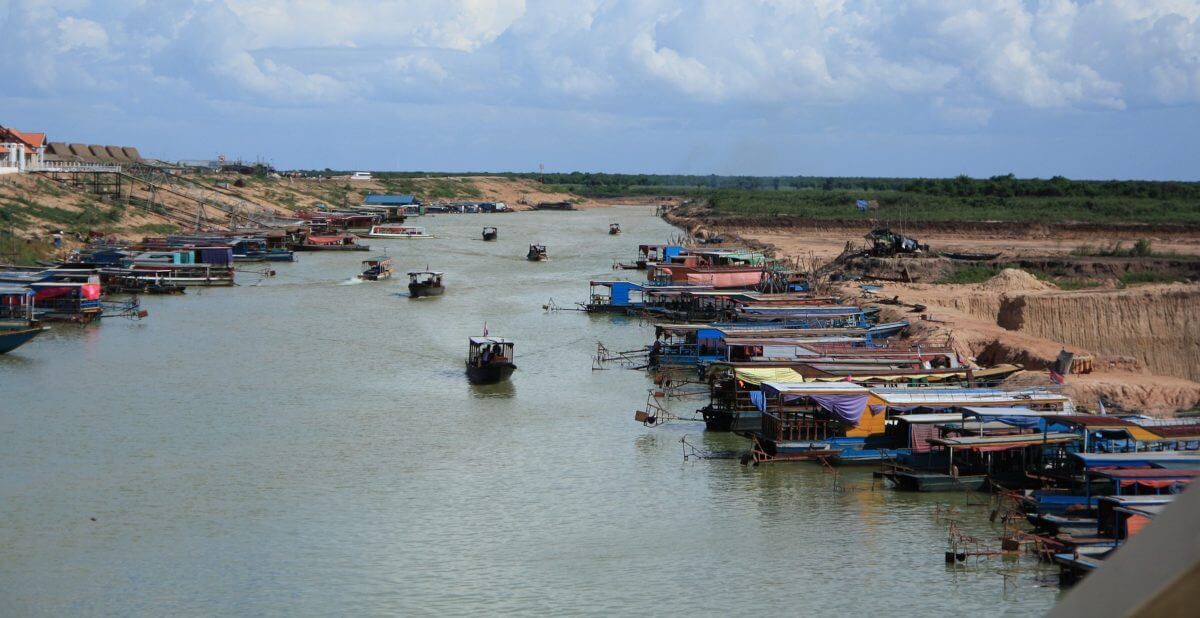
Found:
0,206 -> 1059,615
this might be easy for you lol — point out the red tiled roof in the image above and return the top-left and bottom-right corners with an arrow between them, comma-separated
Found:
0,127 -> 45,148
14,131 -> 46,147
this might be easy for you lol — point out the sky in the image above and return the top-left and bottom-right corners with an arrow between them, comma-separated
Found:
2,0 -> 1199,179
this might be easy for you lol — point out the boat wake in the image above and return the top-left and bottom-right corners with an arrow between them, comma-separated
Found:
339,278 -> 365,285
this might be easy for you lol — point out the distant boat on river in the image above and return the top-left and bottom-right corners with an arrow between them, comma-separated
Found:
359,257 -> 395,281
482,226 -> 498,241
407,271 -> 444,297
527,244 -> 548,261
364,225 -> 434,239
466,336 -> 516,384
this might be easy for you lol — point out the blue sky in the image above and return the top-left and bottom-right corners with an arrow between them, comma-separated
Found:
2,0 -> 1199,179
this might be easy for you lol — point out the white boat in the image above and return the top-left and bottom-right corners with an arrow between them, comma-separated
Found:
349,171 -> 372,181
363,225 -> 434,239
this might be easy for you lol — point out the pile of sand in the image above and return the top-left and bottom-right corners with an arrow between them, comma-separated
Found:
979,268 -> 1056,293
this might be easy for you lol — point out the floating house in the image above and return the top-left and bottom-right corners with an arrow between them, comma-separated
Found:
362,194 -> 420,220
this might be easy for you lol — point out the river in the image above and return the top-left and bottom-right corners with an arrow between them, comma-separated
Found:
0,205 -> 1059,615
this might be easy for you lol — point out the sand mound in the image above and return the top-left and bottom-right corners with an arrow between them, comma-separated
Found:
979,268 -> 1055,293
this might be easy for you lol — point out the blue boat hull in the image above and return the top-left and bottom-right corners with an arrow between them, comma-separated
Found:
0,327 -> 46,354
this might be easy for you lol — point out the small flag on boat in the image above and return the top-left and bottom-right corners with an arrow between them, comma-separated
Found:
844,374 -> 853,382
1049,367 -> 1065,384
483,322 -> 489,336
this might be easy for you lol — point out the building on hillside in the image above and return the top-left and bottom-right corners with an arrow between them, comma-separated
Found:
42,142 -> 146,168
0,126 -> 46,173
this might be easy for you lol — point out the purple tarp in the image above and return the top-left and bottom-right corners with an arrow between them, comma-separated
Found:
810,394 -> 870,425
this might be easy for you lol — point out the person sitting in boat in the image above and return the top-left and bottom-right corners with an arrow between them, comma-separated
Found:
481,347 -> 492,364
490,344 -> 505,363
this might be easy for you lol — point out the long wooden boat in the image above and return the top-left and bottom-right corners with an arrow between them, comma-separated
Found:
885,471 -> 990,492
942,251 -> 1002,261
466,336 -> 516,384
294,234 -> 370,251
0,326 -> 46,354
408,271 -> 445,297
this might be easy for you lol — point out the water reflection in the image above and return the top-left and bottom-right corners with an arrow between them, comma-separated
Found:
468,379 -> 516,399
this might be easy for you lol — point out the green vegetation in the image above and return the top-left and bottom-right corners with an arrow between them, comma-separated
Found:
1118,271 -> 1187,285
936,264 -> 1004,284
0,227 -> 52,265
1069,239 -> 1186,258
0,196 -> 126,233
288,170 -> 1200,224
131,223 -> 180,235
1030,269 -> 1104,290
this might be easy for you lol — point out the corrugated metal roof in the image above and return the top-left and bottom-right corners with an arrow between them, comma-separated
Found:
363,194 -> 416,205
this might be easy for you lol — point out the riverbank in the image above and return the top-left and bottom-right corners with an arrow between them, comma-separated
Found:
658,205 -> 1200,415
0,173 -> 602,259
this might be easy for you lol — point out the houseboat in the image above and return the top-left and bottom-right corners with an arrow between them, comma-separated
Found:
294,233 -> 370,251
0,269 -> 106,323
130,248 -> 236,286
527,244 -> 548,261
364,225 -> 433,239
482,226 -> 498,241
407,271 -> 445,297
359,257 -> 395,281
0,286 -> 47,353
466,337 -> 516,384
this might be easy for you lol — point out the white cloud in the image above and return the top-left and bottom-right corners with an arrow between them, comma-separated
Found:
57,16 -> 107,52
2,0 -> 1199,120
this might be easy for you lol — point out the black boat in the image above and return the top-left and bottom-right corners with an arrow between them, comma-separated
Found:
407,271 -> 444,297
0,286 -> 48,354
466,337 -> 516,384
482,226 -> 498,241
609,222 -> 621,235
527,244 -> 548,261
942,251 -> 1002,261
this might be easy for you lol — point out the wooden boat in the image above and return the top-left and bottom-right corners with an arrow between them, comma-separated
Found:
0,286 -> 48,354
359,257 -> 395,281
942,251 -> 1002,261
466,336 -> 516,384
884,470 -> 990,492
527,244 -> 548,261
407,271 -> 444,297
609,223 -> 622,235
482,227 -> 498,241
294,234 -> 370,251
364,225 -> 433,239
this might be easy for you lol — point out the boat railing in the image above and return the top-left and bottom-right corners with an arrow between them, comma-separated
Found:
762,408 -> 836,442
